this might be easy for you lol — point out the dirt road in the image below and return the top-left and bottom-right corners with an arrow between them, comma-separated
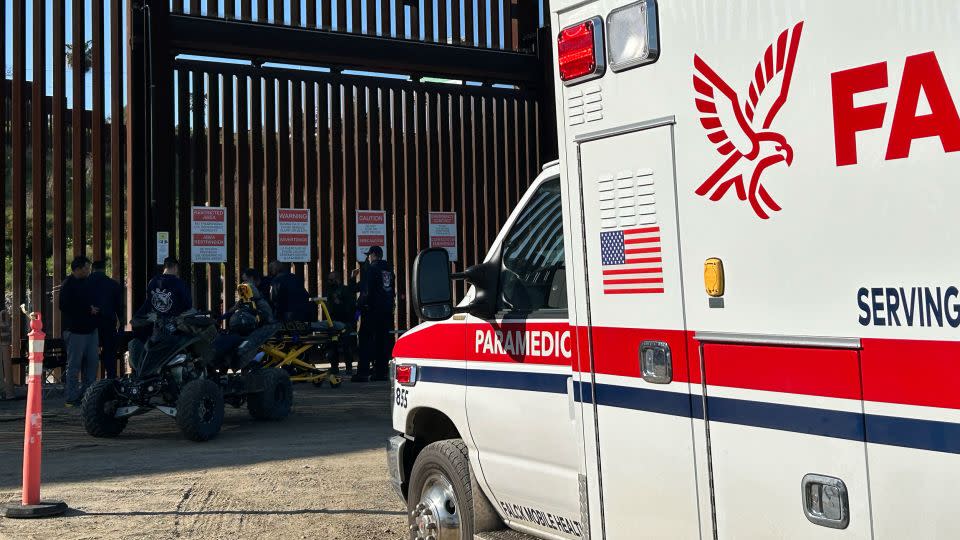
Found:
0,381 -> 407,540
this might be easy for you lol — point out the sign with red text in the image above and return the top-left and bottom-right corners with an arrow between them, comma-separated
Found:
356,210 -> 387,262
191,206 -> 227,263
429,212 -> 458,261
277,208 -> 311,262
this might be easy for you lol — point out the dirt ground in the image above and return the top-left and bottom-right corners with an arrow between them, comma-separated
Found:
0,380 -> 407,540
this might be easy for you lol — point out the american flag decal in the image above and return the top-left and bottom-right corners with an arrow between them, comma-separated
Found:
600,226 -> 664,294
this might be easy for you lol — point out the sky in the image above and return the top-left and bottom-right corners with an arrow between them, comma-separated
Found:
3,0 -> 545,111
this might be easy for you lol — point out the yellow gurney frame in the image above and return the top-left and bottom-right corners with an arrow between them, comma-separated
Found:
259,298 -> 344,388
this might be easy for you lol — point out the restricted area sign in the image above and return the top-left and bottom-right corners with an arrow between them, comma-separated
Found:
356,210 -> 387,262
277,208 -> 311,262
191,206 -> 227,263
429,212 -> 458,261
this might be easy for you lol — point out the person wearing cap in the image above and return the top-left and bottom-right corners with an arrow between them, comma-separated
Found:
354,246 -> 396,382
135,257 -> 192,318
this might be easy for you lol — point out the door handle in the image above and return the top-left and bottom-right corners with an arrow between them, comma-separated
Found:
640,340 -> 672,384
801,474 -> 850,529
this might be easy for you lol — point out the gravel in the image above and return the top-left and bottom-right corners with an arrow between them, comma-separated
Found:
0,380 -> 406,540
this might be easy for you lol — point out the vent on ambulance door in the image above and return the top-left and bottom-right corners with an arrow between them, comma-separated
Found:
567,84 -> 604,125
598,168 -> 657,229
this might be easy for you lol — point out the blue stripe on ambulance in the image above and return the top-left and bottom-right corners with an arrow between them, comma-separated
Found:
417,365 -> 960,454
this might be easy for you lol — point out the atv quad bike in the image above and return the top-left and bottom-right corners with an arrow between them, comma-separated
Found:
81,307 -> 292,442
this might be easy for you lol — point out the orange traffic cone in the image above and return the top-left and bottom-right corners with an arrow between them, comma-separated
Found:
2,310 -> 68,518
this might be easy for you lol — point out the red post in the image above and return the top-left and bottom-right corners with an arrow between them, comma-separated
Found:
21,312 -> 45,505
2,309 -> 67,519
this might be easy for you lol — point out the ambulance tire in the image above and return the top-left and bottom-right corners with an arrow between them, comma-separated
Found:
407,439 -> 474,540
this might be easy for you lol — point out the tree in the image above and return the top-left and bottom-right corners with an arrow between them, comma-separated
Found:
65,40 -> 94,73
189,93 -> 209,114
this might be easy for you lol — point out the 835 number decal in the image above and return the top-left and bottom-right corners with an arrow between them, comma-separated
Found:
395,388 -> 409,408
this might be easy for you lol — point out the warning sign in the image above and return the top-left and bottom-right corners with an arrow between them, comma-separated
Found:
429,212 -> 458,261
191,206 -> 227,263
277,208 -> 311,263
356,210 -> 387,262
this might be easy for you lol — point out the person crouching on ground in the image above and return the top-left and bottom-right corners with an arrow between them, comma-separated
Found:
59,256 -> 101,407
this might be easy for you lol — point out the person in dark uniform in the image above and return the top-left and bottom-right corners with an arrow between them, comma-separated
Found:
59,256 -> 100,406
136,257 -> 192,318
268,261 -> 313,322
325,270 -> 360,375
354,246 -> 396,382
89,260 -> 124,379
241,267 -> 272,305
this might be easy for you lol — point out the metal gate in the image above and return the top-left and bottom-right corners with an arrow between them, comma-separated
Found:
2,0 -> 555,359
172,61 -> 546,329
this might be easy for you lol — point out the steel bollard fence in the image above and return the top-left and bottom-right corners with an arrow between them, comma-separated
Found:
0,310 -> 13,400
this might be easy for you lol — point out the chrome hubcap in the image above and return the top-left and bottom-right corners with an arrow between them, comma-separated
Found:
410,472 -> 460,540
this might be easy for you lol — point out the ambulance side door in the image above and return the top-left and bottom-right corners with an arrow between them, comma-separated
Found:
464,177 -> 586,539
576,124 -> 703,539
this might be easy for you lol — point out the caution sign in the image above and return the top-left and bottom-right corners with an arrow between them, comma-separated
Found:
191,206 -> 227,263
277,208 -> 311,263
429,212 -> 458,261
356,210 -> 387,262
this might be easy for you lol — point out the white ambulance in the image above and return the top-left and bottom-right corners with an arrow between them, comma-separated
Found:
387,1 -> 960,538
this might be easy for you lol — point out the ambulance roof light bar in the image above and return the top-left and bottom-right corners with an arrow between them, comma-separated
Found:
558,16 -> 606,86
606,0 -> 660,72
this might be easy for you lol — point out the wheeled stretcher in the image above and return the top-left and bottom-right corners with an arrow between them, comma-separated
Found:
259,298 -> 347,387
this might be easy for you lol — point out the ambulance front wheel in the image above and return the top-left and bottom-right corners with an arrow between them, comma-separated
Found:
407,439 -> 474,540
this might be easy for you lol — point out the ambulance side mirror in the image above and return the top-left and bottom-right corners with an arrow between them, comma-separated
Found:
412,248 -> 454,321
452,262 -> 499,320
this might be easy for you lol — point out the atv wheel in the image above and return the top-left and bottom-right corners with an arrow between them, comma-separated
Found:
247,368 -> 293,421
80,379 -> 129,438
176,378 -> 224,441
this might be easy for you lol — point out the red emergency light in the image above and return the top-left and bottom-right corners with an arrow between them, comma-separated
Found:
396,364 -> 417,386
558,17 -> 605,84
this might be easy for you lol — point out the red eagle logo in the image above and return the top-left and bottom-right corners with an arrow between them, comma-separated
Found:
693,22 -> 804,219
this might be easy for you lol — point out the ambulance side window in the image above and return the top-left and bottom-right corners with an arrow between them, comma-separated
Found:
497,177 -> 567,317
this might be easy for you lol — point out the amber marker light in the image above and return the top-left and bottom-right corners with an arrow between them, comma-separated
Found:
704,258 -> 724,297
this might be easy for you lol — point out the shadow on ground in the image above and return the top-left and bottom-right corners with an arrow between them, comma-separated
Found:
0,380 -> 395,489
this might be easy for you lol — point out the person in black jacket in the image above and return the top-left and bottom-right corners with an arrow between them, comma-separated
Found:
354,246 -> 396,382
325,270 -> 360,374
241,268 -> 272,305
268,261 -> 313,322
59,256 -> 101,406
136,257 -> 192,318
88,260 -> 124,379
